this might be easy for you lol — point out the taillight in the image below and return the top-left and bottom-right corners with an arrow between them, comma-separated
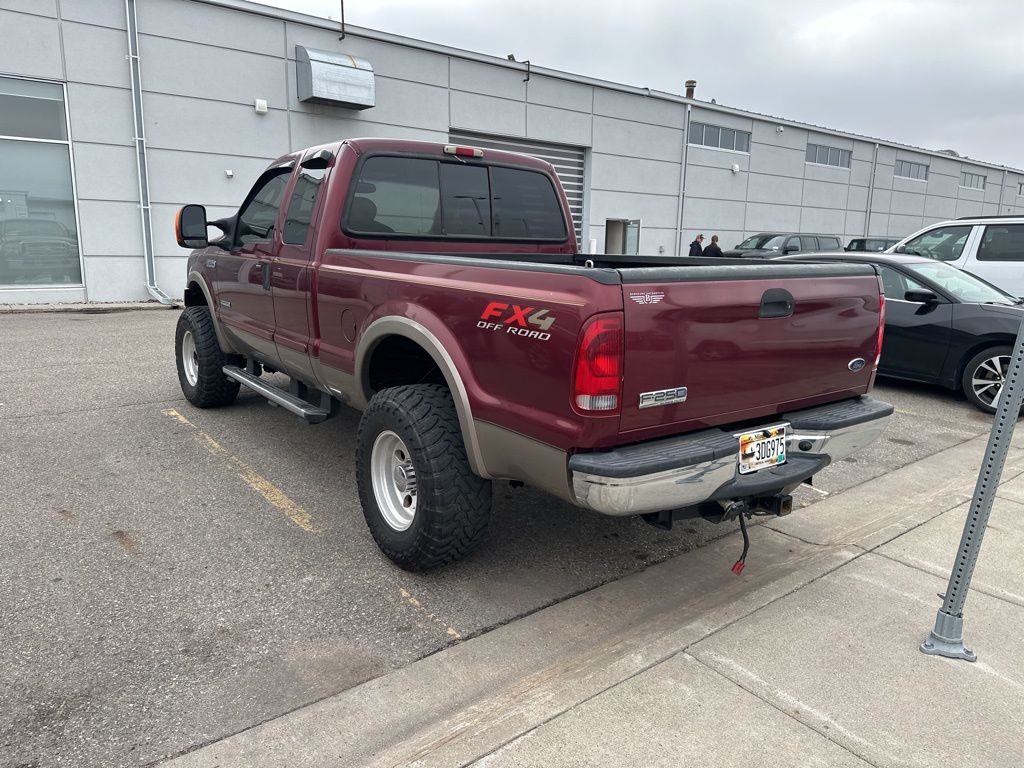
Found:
572,313 -> 623,414
874,286 -> 886,369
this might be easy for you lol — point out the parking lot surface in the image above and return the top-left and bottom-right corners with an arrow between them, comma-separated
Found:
0,309 -> 996,767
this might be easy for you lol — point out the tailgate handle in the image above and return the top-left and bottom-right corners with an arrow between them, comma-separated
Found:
759,288 -> 794,318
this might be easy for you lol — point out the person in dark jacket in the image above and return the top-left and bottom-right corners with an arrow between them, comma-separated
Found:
688,234 -> 704,257
704,234 -> 723,258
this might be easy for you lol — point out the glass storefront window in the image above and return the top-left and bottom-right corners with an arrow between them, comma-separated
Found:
0,76 -> 81,287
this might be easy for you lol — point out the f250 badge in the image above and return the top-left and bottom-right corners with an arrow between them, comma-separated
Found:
477,301 -> 556,341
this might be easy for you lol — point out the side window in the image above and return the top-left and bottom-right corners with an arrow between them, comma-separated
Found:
879,267 -> 906,298
491,168 -> 566,239
820,236 -> 840,250
349,156 -> 440,235
901,225 -> 972,261
237,169 -> 290,245
282,167 -> 326,245
439,163 -> 490,236
787,237 -> 805,252
977,224 -> 1024,262
879,266 -> 927,298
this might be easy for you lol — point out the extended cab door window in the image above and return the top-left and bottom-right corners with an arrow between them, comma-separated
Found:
236,169 -> 291,246
348,156 -> 440,235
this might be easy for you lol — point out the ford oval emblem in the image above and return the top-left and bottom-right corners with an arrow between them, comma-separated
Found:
848,358 -> 866,372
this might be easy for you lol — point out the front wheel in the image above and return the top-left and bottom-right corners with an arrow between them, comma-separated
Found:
962,346 -> 1012,413
175,305 -> 241,408
355,384 -> 492,570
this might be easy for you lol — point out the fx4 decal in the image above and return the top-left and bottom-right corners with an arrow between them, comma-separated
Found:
477,301 -> 556,341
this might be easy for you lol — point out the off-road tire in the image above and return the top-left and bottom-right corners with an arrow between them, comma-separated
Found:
175,305 -> 241,408
356,384 -> 492,570
962,346 -> 1013,414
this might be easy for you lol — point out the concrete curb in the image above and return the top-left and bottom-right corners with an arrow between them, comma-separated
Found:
0,301 -> 180,314
162,431 -> 1017,768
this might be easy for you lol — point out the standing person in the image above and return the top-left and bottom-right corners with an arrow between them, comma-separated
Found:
688,233 -> 704,257
704,234 -> 723,258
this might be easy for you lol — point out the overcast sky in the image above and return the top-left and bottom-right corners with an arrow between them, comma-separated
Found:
251,0 -> 1024,171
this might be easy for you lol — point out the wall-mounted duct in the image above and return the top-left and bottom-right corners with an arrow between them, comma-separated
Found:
295,45 -> 374,109
125,0 -> 174,305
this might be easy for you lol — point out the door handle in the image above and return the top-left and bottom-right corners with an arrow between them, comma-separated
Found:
258,261 -> 271,291
759,288 -> 795,318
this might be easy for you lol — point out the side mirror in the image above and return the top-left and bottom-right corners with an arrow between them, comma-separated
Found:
176,204 -> 209,249
783,245 -> 799,254
904,289 -> 939,303
894,244 -> 907,254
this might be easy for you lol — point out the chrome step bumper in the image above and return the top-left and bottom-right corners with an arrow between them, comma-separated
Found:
569,396 -> 893,516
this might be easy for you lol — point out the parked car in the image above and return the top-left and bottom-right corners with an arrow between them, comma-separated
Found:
173,138 -> 891,570
723,232 -> 843,257
846,237 -> 900,252
889,216 -> 1024,297
779,251 -> 1023,412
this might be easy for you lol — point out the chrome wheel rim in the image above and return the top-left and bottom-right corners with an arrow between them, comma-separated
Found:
971,354 -> 1009,407
371,430 -> 418,531
181,330 -> 199,387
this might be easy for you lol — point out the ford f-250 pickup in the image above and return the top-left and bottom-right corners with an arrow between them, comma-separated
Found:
174,138 -> 892,571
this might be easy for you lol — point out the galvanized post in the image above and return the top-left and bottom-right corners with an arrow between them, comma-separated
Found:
921,316 -> 1024,661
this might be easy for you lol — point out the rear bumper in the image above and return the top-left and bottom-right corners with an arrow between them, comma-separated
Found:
569,396 -> 893,516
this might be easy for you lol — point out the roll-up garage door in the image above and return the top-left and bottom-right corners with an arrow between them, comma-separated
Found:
448,130 -> 585,247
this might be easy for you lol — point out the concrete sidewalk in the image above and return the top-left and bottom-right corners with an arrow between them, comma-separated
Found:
164,431 -> 1024,768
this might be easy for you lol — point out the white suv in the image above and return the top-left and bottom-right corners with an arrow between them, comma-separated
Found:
889,216 -> 1024,296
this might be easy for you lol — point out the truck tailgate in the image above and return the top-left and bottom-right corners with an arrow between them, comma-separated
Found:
618,263 -> 882,440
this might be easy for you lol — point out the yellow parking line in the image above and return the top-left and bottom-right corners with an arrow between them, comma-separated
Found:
399,587 -> 462,639
162,408 -> 319,533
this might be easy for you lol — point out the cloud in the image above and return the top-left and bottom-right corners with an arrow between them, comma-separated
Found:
250,0 -> 1024,169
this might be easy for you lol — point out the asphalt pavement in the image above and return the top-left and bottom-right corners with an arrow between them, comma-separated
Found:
0,308 -> 1001,767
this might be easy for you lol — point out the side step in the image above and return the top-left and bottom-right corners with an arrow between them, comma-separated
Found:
222,365 -> 330,424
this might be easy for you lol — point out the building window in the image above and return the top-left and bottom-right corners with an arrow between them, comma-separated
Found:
1019,182 -> 1024,196
805,143 -> 851,168
960,171 -> 986,190
894,159 -> 929,181
0,76 -> 81,287
689,122 -> 751,153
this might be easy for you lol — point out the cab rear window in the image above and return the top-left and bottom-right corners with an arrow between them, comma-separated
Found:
345,155 -> 566,240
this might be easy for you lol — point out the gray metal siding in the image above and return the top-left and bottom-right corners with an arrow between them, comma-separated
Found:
1,0 -> 1023,303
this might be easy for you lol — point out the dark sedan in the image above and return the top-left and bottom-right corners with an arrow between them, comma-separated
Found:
778,252 -> 1024,412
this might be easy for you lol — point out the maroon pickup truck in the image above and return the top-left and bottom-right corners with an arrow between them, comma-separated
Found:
174,138 -> 892,570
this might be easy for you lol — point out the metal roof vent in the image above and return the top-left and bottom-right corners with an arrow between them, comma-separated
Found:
295,45 -> 374,110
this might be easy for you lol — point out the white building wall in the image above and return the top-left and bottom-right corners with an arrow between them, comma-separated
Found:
1,0 -> 1023,303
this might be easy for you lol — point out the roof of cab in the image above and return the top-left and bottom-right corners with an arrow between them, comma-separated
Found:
271,138 -> 558,176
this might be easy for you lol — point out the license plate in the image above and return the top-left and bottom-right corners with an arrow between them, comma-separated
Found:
738,425 -> 787,475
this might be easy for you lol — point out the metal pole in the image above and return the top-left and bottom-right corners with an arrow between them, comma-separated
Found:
921,315 -> 1024,661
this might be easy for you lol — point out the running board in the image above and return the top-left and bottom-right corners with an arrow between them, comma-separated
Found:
222,365 -> 330,424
